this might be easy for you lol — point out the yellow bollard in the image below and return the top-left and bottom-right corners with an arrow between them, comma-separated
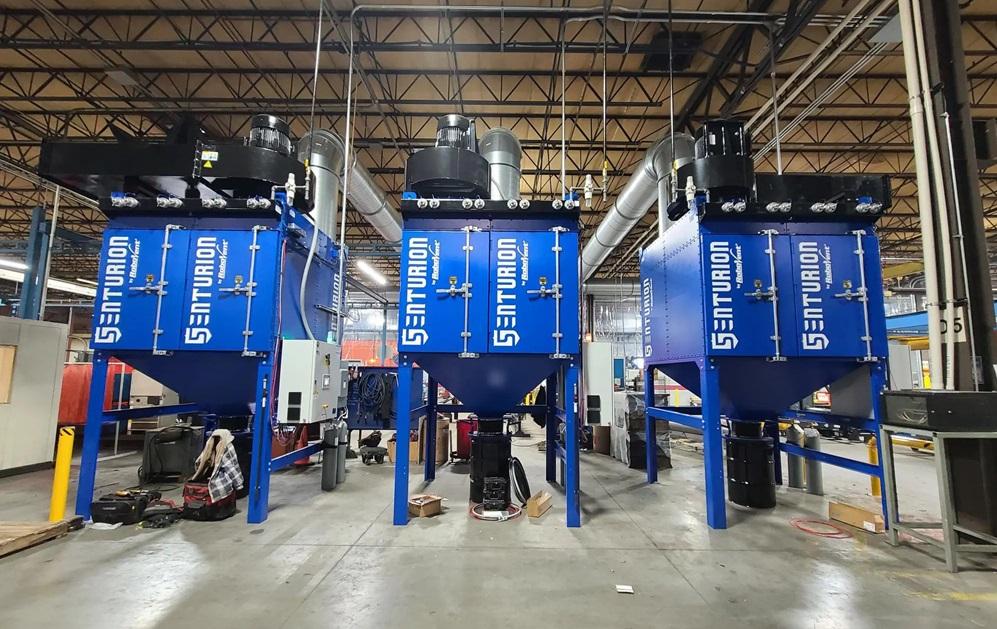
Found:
49,426 -> 75,522
868,436 -> 881,497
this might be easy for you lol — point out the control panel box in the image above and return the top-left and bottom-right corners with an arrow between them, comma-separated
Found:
277,340 -> 348,424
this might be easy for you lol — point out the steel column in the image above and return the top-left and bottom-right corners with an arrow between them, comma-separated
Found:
644,366 -> 658,483
424,376 -> 438,481
18,205 -> 48,320
393,359 -> 414,525
545,372 -> 558,483
564,363 -> 581,528
700,361 -> 727,530
767,420 -> 783,486
247,357 -> 274,524
869,362 -> 889,520
880,424 -> 901,546
933,434 -> 959,571
74,351 -> 109,519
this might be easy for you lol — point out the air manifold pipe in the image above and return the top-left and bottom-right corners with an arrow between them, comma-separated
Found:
581,133 -> 694,280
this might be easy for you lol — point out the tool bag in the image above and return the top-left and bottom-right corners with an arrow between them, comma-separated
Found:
91,489 -> 162,525
181,428 -> 242,521
181,481 -> 237,521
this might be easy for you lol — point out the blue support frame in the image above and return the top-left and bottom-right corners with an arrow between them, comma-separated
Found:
18,205 -> 49,320
563,364 -> 580,527
644,367 -> 658,483
75,353 -> 110,519
75,197 -> 340,525
392,360 -> 415,525
699,361 -> 727,529
392,358 -> 581,527
424,377 -> 439,482
546,370 -> 558,484
247,357 -> 275,523
644,358 -> 888,530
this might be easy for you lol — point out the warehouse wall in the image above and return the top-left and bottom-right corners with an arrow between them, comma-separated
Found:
0,317 -> 69,474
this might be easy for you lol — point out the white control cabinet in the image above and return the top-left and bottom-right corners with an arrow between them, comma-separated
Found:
277,340 -> 348,424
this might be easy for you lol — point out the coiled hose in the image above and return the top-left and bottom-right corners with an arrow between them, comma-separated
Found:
509,456 -> 531,506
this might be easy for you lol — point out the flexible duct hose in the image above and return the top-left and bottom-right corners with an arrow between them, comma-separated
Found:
509,457 -> 531,506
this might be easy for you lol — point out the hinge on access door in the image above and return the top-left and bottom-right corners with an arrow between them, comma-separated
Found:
759,229 -> 785,362
548,227 -> 570,359
129,224 -> 183,356
843,230 -> 877,363
457,226 -> 479,359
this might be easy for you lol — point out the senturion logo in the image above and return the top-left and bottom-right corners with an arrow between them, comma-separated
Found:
94,235 -> 132,344
184,236 -> 218,344
493,237 -> 520,347
709,240 -> 741,350
798,241 -> 830,351
401,236 -> 429,346
642,276 -> 653,357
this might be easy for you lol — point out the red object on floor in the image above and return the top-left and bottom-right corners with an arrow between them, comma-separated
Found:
293,428 -> 312,466
455,418 -> 477,461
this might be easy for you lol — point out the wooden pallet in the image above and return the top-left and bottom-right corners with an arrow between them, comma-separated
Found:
0,520 -> 70,558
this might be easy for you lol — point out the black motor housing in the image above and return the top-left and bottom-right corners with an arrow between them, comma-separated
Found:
677,119 -> 754,198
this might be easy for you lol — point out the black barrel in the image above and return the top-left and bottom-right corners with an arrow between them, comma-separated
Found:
725,422 -> 776,509
469,427 -> 511,507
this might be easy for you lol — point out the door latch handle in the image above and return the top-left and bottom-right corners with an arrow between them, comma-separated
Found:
435,275 -> 471,297
834,280 -> 866,301
744,279 -> 776,301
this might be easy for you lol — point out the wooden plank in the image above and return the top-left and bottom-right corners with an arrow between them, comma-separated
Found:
0,520 -> 70,558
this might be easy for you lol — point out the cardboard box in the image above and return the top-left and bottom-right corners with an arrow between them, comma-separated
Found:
527,491 -> 553,518
433,424 -> 450,465
828,499 -> 885,533
408,494 -> 443,517
387,437 -> 421,463
388,418 -> 449,464
592,426 -> 611,455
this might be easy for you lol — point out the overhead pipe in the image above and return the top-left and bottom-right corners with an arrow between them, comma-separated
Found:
479,127 -> 523,201
749,0 -> 893,136
299,128 -> 402,244
298,129 -> 344,238
345,152 -> 403,243
898,0 -> 944,389
580,133 -> 694,280
746,0 -> 878,132
910,0 -> 956,390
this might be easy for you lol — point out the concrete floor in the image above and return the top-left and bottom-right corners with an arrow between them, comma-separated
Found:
1,432 -> 996,629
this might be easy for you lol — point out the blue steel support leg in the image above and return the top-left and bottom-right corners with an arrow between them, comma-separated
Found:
424,377 -> 438,481
545,372 -> 558,483
18,205 -> 47,320
644,366 -> 658,483
565,363 -> 581,528
393,360 -> 414,525
700,361 -> 727,529
768,420 -> 783,486
75,352 -> 109,519
869,363 -> 889,521
247,357 -> 275,524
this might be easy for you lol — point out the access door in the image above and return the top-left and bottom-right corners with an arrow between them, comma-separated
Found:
789,233 -> 880,359
91,226 -> 190,353
701,232 -> 795,358
397,228 -> 490,355
487,229 -> 579,356
177,227 -> 281,353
